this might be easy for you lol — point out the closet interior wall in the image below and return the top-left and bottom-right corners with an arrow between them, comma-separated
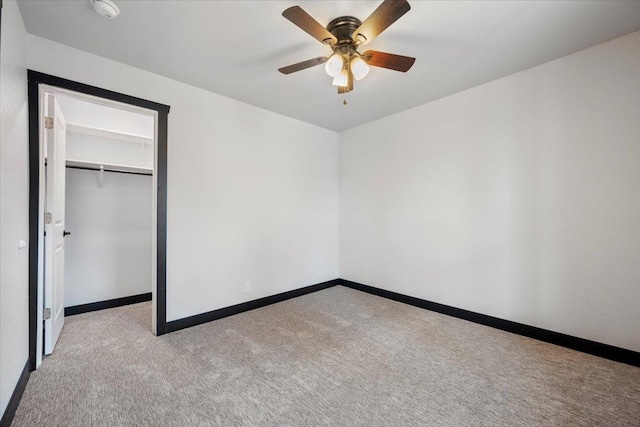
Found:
64,169 -> 152,308
59,95 -> 154,308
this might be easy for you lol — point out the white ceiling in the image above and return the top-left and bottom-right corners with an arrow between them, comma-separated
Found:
18,0 -> 640,132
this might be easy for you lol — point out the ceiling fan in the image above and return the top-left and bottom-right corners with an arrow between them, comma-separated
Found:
278,0 -> 416,94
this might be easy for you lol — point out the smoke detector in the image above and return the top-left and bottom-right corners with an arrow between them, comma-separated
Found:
90,0 -> 120,19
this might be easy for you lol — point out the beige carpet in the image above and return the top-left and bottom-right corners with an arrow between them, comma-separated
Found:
12,286 -> 640,426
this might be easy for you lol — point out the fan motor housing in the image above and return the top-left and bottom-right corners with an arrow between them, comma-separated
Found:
327,16 -> 363,45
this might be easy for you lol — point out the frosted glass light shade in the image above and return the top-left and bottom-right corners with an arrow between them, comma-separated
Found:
350,56 -> 370,81
332,69 -> 348,87
325,53 -> 344,77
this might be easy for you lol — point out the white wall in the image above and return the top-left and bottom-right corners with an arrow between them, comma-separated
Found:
26,34 -> 340,322
65,169 -> 152,307
0,0 -> 29,417
340,31 -> 640,352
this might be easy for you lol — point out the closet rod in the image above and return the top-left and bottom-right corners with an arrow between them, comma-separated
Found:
66,165 -> 153,176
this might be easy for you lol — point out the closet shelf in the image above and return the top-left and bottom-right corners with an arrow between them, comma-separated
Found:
67,123 -> 153,145
66,159 -> 153,175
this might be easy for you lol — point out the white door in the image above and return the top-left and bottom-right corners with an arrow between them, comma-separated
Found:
44,94 -> 67,354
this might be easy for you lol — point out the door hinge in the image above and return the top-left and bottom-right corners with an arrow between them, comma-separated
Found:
43,308 -> 51,320
44,212 -> 52,224
44,116 -> 54,129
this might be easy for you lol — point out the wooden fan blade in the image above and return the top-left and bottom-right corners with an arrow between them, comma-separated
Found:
278,57 -> 328,75
283,6 -> 337,45
353,0 -> 411,44
363,50 -> 415,72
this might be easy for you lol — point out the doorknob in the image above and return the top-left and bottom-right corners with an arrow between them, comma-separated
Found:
63,230 -> 71,237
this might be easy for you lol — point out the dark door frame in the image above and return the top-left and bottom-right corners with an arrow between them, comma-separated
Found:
27,70 -> 170,371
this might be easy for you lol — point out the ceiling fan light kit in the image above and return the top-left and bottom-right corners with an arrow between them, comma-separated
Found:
333,69 -> 349,87
325,53 -> 344,77
278,0 -> 415,94
350,57 -> 370,81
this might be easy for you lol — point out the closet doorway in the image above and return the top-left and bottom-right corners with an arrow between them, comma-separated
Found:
28,71 -> 170,370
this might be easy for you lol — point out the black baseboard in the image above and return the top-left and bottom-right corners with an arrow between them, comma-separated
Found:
0,360 -> 31,427
339,279 -> 640,368
65,293 -> 152,316
167,279 -> 340,333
